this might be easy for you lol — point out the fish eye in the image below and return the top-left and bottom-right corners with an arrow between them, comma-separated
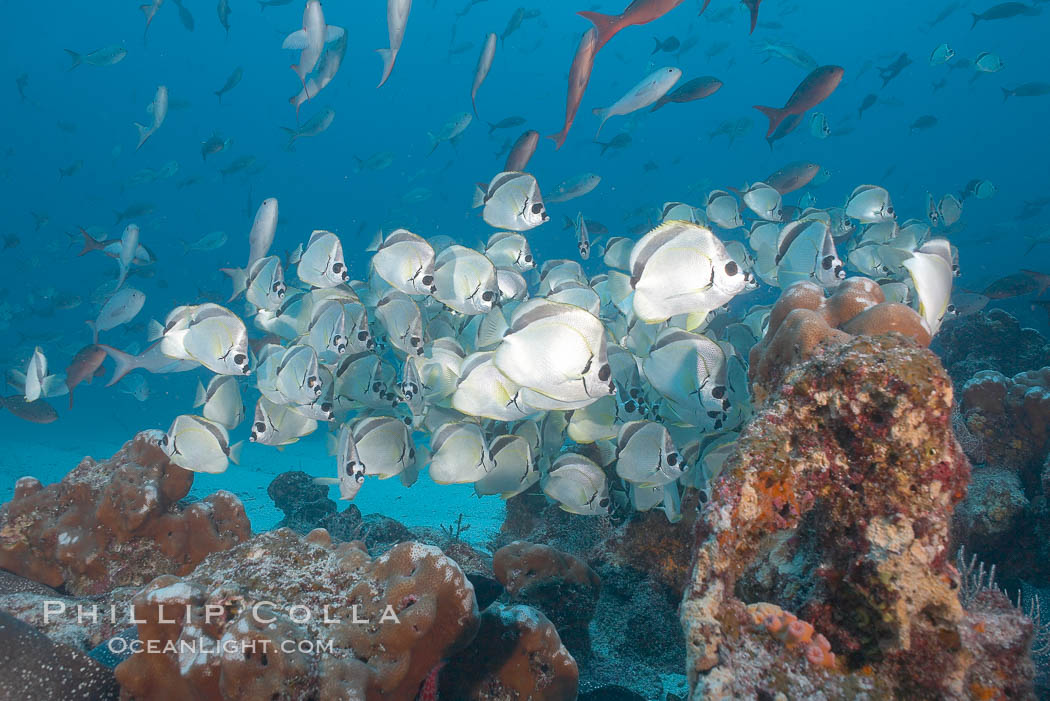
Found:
624,400 -> 637,413
530,203 -> 543,214
372,382 -> 382,392
724,261 -> 739,276
629,388 -> 640,398
333,262 -> 344,273
255,421 -> 265,431
410,336 -> 421,346
524,254 -> 533,263
234,353 -> 247,365
822,255 -> 834,270
357,331 -> 369,340
599,497 -> 610,508
667,453 -> 679,466
598,364 -> 611,381
421,275 -> 434,286
160,435 -> 169,446
481,291 -> 494,302
947,304 -> 957,314
712,386 -> 726,399
409,448 -> 415,458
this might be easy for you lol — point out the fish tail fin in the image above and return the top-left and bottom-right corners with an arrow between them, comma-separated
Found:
98,344 -> 136,387
592,107 -> 609,138
650,98 -> 666,112
147,319 -> 165,342
194,379 -> 208,408
472,184 -> 487,209
546,130 -> 568,150
376,48 -> 395,88
279,127 -> 297,151
1002,87 -> 1012,102
426,132 -> 439,156
652,37 -> 661,55
64,49 -> 82,70
229,441 -> 243,466
487,121 -> 496,134
970,12 -> 979,29
576,11 -> 619,50
1021,269 -> 1050,296
134,122 -> 150,151
220,267 -> 248,301
215,90 -> 222,103
85,320 -> 98,345
753,104 -> 784,137
78,228 -> 99,256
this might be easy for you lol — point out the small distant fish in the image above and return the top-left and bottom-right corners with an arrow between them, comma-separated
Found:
878,53 -> 912,88
173,0 -> 195,30
754,65 -> 844,137
651,35 -> 680,55
16,73 -> 28,102
1,395 -> 58,424
59,160 -> 83,178
258,0 -> 293,9
65,45 -> 127,70
960,179 -> 996,201
578,0 -> 690,51
930,43 -> 954,66
217,0 -> 232,35
858,93 -> 877,119
182,230 -> 228,253
504,129 -> 539,172
427,112 -> 472,156
501,7 -> 527,44
353,152 -> 395,172
471,33 -> 498,118
548,27 -> 598,150
214,66 -> 243,103
140,0 -> 165,41
1002,82 -> 1050,101
974,52 -> 1004,73
201,132 -> 232,160
473,171 -> 549,232
546,173 -> 601,203
981,270 -> 1050,299
487,116 -> 527,133
650,76 -> 722,111
910,115 -> 938,132
809,112 -> 830,139
596,132 -> 631,155
134,85 -> 168,151
971,2 -> 1041,28
280,107 -> 335,149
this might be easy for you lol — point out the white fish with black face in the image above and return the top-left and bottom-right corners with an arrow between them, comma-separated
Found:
371,229 -> 437,296
473,172 -> 550,232
629,221 -> 751,325
903,249 -> 953,336
352,415 -> 415,479
302,298 -> 348,362
397,355 -> 426,422
775,218 -> 845,290
183,306 -> 251,376
613,421 -> 680,486
705,190 -> 743,230
335,422 -> 367,499
429,421 -> 494,484
541,453 -> 610,516
89,287 -> 145,343
475,434 -> 536,498
575,213 -> 591,260
298,230 -> 350,288
193,375 -> 244,430
452,351 -> 534,421
642,328 -> 732,430
809,112 -> 830,139
375,290 -> 425,356
274,344 -> 323,406
244,256 -> 286,311
494,299 -> 614,407
249,396 -> 317,447
485,231 -> 535,271
742,182 -> 783,222
160,414 -> 241,474
432,244 -> 500,315
930,43 -> 954,65
845,185 -> 895,223
938,194 -> 963,228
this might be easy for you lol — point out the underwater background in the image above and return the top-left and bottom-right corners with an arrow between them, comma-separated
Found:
2,0 -> 1050,699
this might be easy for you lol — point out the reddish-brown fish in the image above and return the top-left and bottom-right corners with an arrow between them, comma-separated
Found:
548,28 -> 599,150
1,396 -> 58,424
578,0 -> 687,51
505,130 -> 540,172
651,75 -> 722,111
742,0 -> 762,34
754,65 -> 844,137
764,162 -> 822,195
65,344 -> 107,409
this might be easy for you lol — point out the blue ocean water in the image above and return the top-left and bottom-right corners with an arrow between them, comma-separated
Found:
0,0 -> 1048,531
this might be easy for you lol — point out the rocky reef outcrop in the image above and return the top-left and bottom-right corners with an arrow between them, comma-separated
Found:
0,434 -> 250,596
682,333 -> 1035,699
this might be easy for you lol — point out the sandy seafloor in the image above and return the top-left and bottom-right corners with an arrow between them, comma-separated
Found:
0,402 -> 507,550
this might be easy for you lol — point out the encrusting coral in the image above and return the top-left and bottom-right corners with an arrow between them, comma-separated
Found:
493,541 -> 601,659
682,333 -> 1035,699
748,278 -> 931,402
0,433 -> 250,596
438,602 -> 579,701
113,527 -> 480,701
